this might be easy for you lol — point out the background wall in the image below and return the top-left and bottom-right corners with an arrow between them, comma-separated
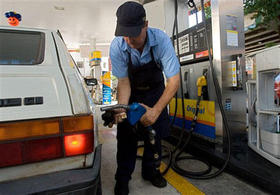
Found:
144,0 -> 165,30
163,0 -> 189,37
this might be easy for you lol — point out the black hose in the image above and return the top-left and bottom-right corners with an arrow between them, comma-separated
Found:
197,0 -> 232,179
170,14 -> 179,128
159,0 -> 190,176
138,0 -> 232,179
171,0 -> 232,179
171,0 -> 188,155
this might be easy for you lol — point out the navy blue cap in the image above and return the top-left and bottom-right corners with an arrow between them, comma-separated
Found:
115,1 -> 146,37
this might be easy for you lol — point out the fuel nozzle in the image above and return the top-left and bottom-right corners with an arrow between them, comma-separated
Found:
100,104 -> 130,127
197,75 -> 207,97
100,104 -> 130,112
100,103 -> 147,127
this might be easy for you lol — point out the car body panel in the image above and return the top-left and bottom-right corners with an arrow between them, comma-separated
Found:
52,32 -> 92,115
0,145 -> 102,195
0,26 -> 101,194
0,27 -> 73,122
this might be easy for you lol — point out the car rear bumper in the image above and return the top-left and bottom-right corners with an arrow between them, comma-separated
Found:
0,144 -> 102,195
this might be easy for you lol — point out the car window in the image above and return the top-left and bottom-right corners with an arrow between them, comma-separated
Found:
0,30 -> 45,65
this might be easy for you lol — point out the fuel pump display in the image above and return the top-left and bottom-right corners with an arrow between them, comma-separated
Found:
173,18 -> 212,64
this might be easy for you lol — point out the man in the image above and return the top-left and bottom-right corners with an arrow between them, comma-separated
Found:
110,1 -> 180,195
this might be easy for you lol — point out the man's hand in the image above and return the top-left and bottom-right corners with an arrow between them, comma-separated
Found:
102,108 -> 127,128
139,74 -> 179,127
139,104 -> 161,127
114,108 -> 127,125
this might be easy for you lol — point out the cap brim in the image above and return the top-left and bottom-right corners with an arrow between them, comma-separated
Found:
115,24 -> 142,37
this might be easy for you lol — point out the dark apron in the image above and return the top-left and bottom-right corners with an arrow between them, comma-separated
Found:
115,47 -> 170,183
127,48 -> 170,138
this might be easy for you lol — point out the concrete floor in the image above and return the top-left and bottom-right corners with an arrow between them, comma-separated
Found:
99,125 -> 269,195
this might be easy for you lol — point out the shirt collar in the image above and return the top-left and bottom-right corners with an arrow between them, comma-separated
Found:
121,28 -> 158,52
147,28 -> 158,47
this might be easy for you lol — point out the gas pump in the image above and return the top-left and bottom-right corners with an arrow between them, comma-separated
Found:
167,0 -> 280,192
170,0 -> 246,145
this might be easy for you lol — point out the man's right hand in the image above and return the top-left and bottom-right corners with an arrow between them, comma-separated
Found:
102,109 -> 127,128
113,108 -> 127,125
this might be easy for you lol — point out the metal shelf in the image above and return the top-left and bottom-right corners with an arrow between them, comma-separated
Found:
245,27 -> 280,54
258,110 -> 280,115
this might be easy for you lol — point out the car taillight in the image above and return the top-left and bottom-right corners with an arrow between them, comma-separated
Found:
0,137 -> 62,167
64,132 -> 93,156
62,115 -> 93,133
0,142 -> 22,167
23,137 -> 63,162
0,119 -> 60,141
0,115 -> 94,168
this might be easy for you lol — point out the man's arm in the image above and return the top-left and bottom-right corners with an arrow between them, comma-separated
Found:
109,38 -> 131,124
140,73 -> 180,126
112,77 -> 131,124
117,77 -> 131,105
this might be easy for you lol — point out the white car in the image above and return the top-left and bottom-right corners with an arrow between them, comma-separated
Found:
0,26 -> 101,194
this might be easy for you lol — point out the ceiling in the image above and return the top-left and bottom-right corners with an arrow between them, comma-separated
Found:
0,0 -> 139,50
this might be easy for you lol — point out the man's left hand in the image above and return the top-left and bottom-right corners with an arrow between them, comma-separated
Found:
139,103 -> 161,127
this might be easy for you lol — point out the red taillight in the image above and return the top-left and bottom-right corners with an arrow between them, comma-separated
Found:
64,132 -> 93,156
0,115 -> 94,168
0,142 -> 22,167
0,137 -> 63,168
23,137 -> 63,163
